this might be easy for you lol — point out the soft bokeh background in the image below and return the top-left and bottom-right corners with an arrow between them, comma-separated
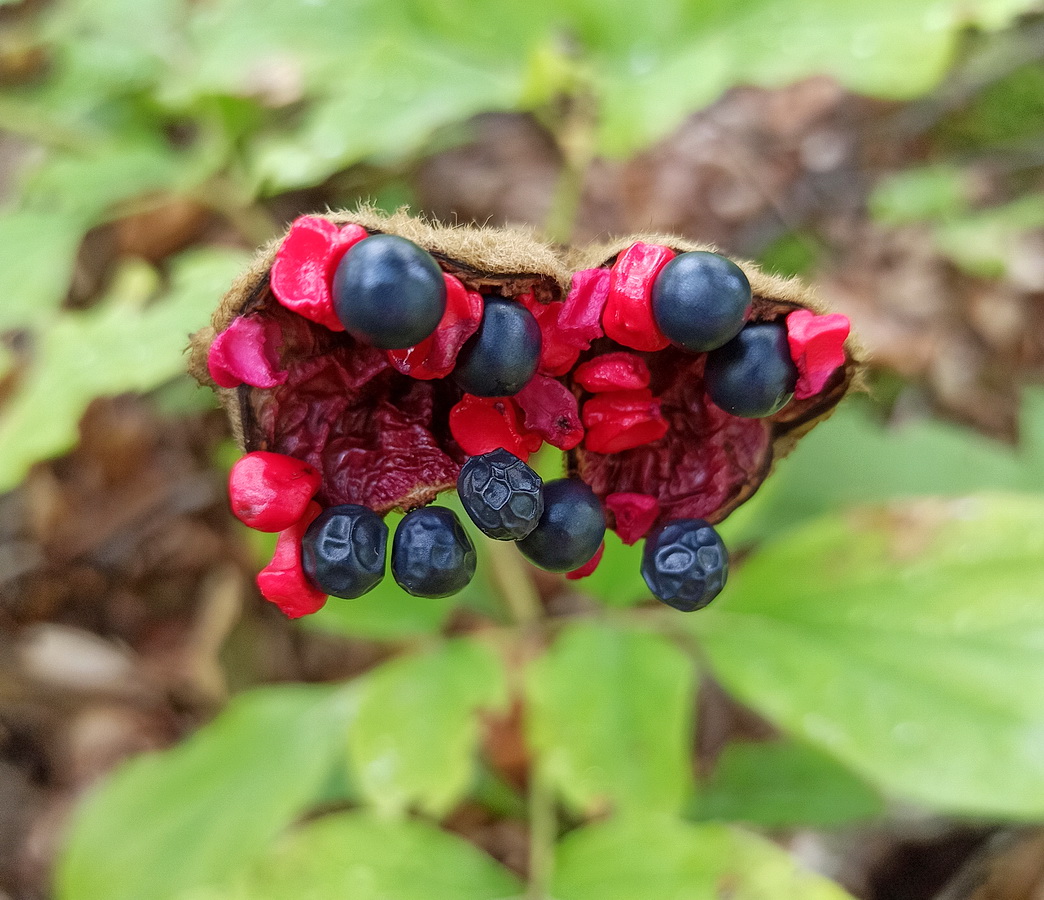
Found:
1,0 -> 1043,898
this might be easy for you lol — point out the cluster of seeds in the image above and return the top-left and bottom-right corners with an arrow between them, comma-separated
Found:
201,214 -> 854,617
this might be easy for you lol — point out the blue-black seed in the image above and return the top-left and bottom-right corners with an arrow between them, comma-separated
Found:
301,504 -> 388,599
458,448 -> 544,541
391,507 -> 476,598
332,234 -> 446,349
454,297 -> 541,397
517,479 -> 605,573
704,322 -> 797,418
641,519 -> 728,612
651,251 -> 752,353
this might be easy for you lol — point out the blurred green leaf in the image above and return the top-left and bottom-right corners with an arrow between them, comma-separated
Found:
869,164 -> 969,225
939,61 -> 1044,149
721,391 -> 1044,546
699,493 -> 1044,818
213,811 -> 522,900
552,816 -> 856,900
692,739 -> 884,827
935,193 -> 1044,277
576,529 -> 648,608
347,637 -> 508,816
56,684 -> 358,900
0,247 -> 248,492
526,621 -> 695,815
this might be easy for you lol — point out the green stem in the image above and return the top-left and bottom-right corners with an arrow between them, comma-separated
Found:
526,765 -> 556,900
485,539 -> 543,626
542,98 -> 597,246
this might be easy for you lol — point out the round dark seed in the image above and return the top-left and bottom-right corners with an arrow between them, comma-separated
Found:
301,504 -> 388,599
332,234 -> 446,349
651,251 -> 752,353
458,448 -> 544,541
641,519 -> 728,612
454,297 -> 541,397
517,478 -> 605,573
704,322 -> 797,418
391,507 -> 476,598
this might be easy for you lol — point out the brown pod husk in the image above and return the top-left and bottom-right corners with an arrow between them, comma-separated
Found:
566,235 -> 865,528
189,212 -> 862,530
188,208 -> 571,514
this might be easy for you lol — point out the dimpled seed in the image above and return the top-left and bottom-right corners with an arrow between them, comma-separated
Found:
641,519 -> 728,612
454,298 -> 542,397
301,505 -> 388,599
651,251 -> 752,353
458,448 -> 544,540
705,322 -> 798,418
332,234 -> 446,349
518,478 -> 605,573
392,507 -> 476,598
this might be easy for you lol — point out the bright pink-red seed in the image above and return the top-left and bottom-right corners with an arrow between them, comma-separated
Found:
256,501 -> 327,618
582,389 -> 669,454
229,451 -> 322,532
604,492 -> 660,545
207,314 -> 288,389
515,375 -> 584,451
602,244 -> 674,352
566,541 -> 604,580
449,394 -> 541,461
270,216 -> 367,331
387,274 -> 483,379
574,352 -> 651,393
786,309 -> 851,400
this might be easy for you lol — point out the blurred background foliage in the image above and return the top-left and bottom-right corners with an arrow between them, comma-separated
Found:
1,0 -> 1044,897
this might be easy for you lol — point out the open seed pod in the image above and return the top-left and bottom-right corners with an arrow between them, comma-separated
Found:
189,208 -> 862,616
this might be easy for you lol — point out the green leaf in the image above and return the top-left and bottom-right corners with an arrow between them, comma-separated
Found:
552,816 -> 855,900
56,684 -> 359,900
720,391 -> 1044,546
0,248 -> 247,491
215,811 -> 522,900
576,530 -> 649,608
526,622 -> 695,815
347,637 -> 508,816
869,164 -> 969,225
692,739 -> 884,827
699,493 -> 1044,818
935,193 -> 1044,277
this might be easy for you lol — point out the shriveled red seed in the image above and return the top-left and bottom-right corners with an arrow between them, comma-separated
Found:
207,314 -> 287,389
582,389 -> 669,454
520,270 -> 610,377
256,501 -> 327,618
574,352 -> 651,393
387,274 -> 483,379
566,541 -> 604,580
602,243 -> 674,352
270,216 -> 368,331
786,309 -> 851,400
605,492 -> 660,545
229,451 -> 323,532
515,375 -> 584,451
449,394 -> 542,461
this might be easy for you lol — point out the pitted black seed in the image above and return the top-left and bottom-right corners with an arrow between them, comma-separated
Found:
458,448 -> 544,541
391,506 -> 476,598
517,478 -> 605,573
641,519 -> 728,612
301,504 -> 388,599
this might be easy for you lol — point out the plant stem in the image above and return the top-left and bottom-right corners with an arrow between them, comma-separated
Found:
542,97 -> 597,246
526,766 -> 556,900
485,539 -> 543,626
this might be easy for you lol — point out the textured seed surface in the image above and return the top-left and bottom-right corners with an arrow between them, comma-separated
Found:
651,251 -> 752,353
641,518 -> 728,612
705,322 -> 797,418
458,448 -> 544,540
454,297 -> 542,397
392,507 -> 476,598
332,234 -> 446,349
518,478 -> 605,573
301,504 -> 388,599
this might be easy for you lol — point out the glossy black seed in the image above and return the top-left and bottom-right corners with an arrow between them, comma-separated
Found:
332,234 -> 446,349
391,507 -> 476,598
704,322 -> 797,418
641,519 -> 728,612
517,479 -> 605,573
301,504 -> 388,599
651,251 -> 752,353
458,448 -> 544,541
454,297 -> 541,397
